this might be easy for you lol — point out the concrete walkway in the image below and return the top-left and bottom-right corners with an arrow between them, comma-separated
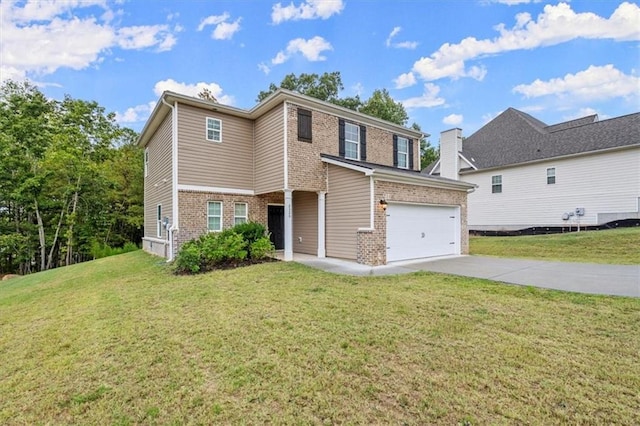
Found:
292,254 -> 640,298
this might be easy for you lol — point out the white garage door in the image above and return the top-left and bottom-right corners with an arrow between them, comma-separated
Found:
386,203 -> 459,262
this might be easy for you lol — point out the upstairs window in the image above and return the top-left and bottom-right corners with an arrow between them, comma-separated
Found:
207,201 -> 222,232
144,148 -> 149,177
344,122 -> 360,160
339,119 -> 366,161
206,117 -> 222,142
396,136 -> 409,169
393,135 -> 414,169
547,167 -> 556,185
234,203 -> 248,225
298,109 -> 312,142
492,175 -> 502,193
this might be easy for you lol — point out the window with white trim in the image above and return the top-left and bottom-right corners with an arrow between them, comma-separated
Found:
234,203 -> 248,225
547,167 -> 556,185
397,136 -> 409,169
156,204 -> 162,237
144,148 -> 149,177
206,117 -> 222,142
344,122 -> 360,160
492,175 -> 502,193
207,201 -> 222,232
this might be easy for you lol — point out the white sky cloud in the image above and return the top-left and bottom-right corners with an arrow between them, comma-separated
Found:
485,0 -> 541,5
394,72 -> 417,89
271,36 -> 332,65
153,79 -> 235,105
258,62 -> 271,75
385,26 -> 418,49
271,0 -> 344,24
443,114 -> 463,126
562,107 -> 608,122
115,101 -> 156,123
405,2 -> 640,83
401,83 -> 446,109
0,0 -> 179,82
513,64 -> 640,101
197,12 -> 241,40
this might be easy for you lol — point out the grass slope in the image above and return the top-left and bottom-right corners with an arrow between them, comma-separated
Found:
1,251 -> 639,424
471,227 -> 640,264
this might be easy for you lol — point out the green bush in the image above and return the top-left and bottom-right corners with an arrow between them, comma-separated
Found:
249,237 -> 275,260
232,222 -> 267,246
90,241 -> 140,259
174,241 -> 202,274
174,223 -> 272,274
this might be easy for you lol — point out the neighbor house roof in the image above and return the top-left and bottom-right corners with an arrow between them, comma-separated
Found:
321,154 -> 476,191
443,108 -> 640,172
137,89 -> 424,148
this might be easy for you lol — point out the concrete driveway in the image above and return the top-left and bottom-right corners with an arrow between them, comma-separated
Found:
293,254 -> 640,297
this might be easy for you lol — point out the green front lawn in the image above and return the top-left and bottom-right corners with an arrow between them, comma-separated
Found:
470,227 -> 640,264
1,251 -> 638,424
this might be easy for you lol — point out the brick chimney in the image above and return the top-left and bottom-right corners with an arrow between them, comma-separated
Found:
439,128 -> 462,180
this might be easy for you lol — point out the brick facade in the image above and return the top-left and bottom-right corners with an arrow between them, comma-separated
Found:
176,190 -> 283,252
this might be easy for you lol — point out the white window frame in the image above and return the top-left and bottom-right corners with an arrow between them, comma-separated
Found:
492,175 -> 502,194
344,122 -> 360,160
397,136 -> 409,169
547,167 -> 556,185
206,117 -> 222,143
234,203 -> 248,225
207,201 -> 223,232
156,204 -> 162,238
144,148 -> 149,177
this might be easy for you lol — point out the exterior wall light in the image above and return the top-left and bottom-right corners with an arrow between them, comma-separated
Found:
379,200 -> 388,210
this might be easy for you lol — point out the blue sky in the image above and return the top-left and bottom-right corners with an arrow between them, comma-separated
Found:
2,0 -> 639,144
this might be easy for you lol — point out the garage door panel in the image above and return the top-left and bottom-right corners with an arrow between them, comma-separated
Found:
386,204 -> 459,262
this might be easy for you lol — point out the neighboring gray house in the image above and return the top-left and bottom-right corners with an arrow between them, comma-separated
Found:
138,89 -> 475,265
426,108 -> 640,231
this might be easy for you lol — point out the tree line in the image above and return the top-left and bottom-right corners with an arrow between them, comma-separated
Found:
0,81 -> 143,275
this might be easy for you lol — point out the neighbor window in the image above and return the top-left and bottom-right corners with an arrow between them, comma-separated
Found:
344,122 -> 360,160
492,175 -> 502,193
298,109 -> 312,142
206,117 -> 222,142
397,136 -> 409,169
144,148 -> 149,177
156,204 -> 162,238
234,203 -> 248,225
547,167 -> 556,185
207,201 -> 222,232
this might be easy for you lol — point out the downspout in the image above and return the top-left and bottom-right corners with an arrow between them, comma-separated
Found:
161,97 -> 179,261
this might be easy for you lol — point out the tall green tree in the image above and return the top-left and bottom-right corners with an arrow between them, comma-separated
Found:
360,89 -> 408,126
0,80 -> 143,274
411,123 -> 439,170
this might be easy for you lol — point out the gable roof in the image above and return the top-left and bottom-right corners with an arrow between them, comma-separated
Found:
458,108 -> 640,171
137,89 -> 424,148
321,154 -> 476,191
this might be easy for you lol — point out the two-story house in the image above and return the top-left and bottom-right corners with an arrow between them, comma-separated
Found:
426,108 -> 640,232
138,89 -> 475,265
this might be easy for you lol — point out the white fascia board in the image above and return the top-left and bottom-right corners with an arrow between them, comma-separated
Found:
428,159 -> 441,175
321,157 -> 374,175
373,171 -> 476,191
458,153 -> 477,170
177,184 -> 255,195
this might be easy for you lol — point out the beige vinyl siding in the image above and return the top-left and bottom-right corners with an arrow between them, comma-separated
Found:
292,191 -> 318,255
144,113 -> 173,239
177,103 -> 253,190
325,165 -> 371,259
254,104 -> 284,194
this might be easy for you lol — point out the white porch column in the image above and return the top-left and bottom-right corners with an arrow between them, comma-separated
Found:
317,191 -> 326,258
284,189 -> 293,261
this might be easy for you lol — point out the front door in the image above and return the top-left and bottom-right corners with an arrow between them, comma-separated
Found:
268,205 -> 285,250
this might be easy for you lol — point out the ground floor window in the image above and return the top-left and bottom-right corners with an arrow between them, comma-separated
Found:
234,203 -> 248,225
208,201 -> 222,231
